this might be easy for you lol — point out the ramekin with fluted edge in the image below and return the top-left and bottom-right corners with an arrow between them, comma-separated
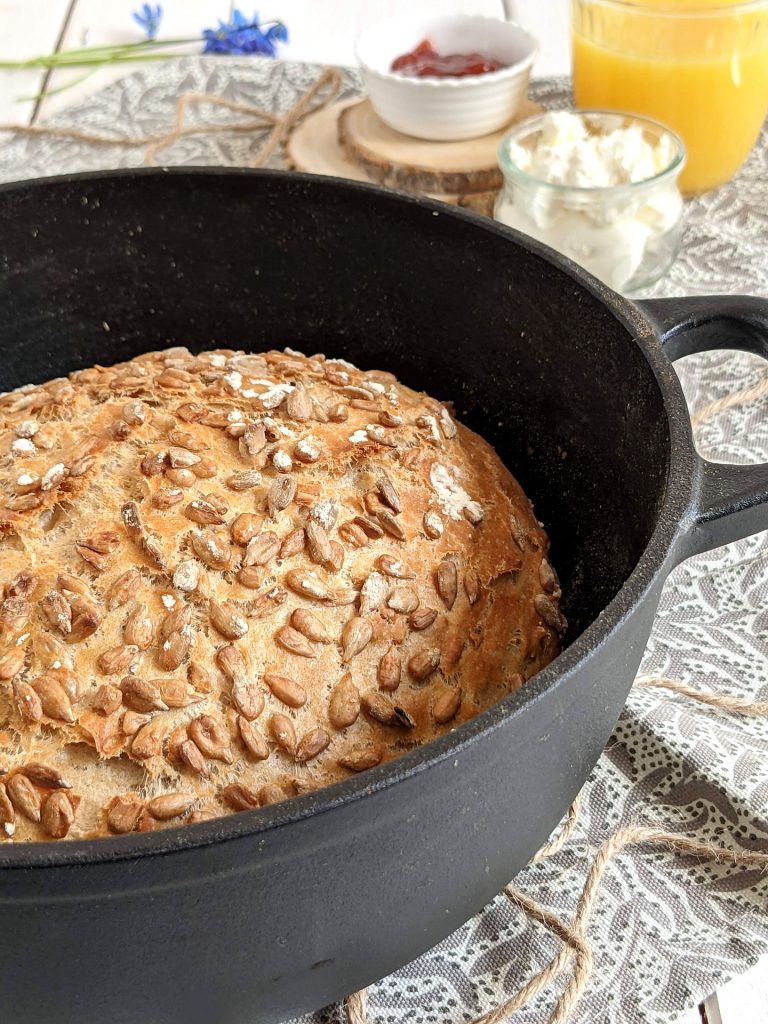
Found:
355,14 -> 538,142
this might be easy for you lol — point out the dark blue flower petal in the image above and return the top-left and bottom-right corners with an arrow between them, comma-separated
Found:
200,10 -> 286,57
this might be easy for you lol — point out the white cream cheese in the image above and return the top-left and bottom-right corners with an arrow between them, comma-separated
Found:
496,112 -> 684,292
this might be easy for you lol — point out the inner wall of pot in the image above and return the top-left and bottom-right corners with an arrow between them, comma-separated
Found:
0,171 -> 670,641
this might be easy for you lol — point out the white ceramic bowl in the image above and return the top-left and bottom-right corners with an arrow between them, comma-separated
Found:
355,14 -> 538,142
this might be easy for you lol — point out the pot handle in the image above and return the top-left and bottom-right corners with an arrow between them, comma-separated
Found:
637,295 -> 768,555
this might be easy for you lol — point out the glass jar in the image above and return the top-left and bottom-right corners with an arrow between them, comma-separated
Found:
572,0 -> 768,193
494,110 -> 686,294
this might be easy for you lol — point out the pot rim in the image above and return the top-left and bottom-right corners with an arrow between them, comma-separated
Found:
0,167 -> 696,870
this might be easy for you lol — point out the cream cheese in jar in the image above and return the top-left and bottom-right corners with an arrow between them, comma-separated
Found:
495,111 -> 686,292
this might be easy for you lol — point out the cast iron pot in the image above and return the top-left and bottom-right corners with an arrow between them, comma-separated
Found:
0,169 -> 766,1024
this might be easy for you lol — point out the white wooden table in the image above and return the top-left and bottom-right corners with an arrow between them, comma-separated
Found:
0,2 -> 766,1021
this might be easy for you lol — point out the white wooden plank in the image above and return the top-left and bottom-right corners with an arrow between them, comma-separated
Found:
39,0 -> 570,119
0,0 -> 71,125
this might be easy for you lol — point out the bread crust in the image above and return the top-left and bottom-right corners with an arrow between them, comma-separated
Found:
0,346 -> 564,841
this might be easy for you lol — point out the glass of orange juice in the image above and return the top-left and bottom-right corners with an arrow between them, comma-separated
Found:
572,0 -> 768,193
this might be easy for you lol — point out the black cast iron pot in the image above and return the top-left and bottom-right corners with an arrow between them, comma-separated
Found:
0,169 -> 766,1024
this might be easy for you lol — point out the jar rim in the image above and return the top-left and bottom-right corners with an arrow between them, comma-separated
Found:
497,109 -> 687,196
572,0 -> 768,18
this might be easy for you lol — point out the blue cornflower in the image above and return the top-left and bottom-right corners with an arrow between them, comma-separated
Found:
132,3 -> 163,40
202,9 -> 288,57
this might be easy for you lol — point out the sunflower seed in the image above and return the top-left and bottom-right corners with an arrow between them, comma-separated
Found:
375,555 -> 415,580
295,727 -> 330,763
30,675 -> 75,722
159,630 -> 191,672
21,763 -> 71,790
156,678 -> 202,709
423,511 -> 444,539
172,560 -> 200,593
215,644 -> 247,682
341,617 -> 373,662
123,603 -> 154,650
168,446 -> 201,469
131,717 -> 168,760
189,715 -> 233,763
7,774 -> 41,822
285,386 -> 313,422
120,677 -> 167,713
152,488 -> 184,511
409,648 -> 441,682
376,474 -> 402,513
433,687 -> 462,724
463,502 -> 484,525
378,410 -> 402,428
239,423 -> 267,465
328,402 -> 348,422
209,599 -> 249,640
107,569 -> 142,611
534,594 -> 567,634
410,608 -> 438,631
165,467 -> 196,488
0,647 -> 25,681
179,739 -> 208,777
464,569 -> 480,606
190,530 -> 231,570
438,407 -> 457,439
305,520 -> 334,567
294,438 -> 320,464
285,569 -> 331,602
258,783 -> 286,806
107,796 -> 144,834
337,746 -> 383,772
228,513 -> 262,547
0,783 -> 15,836
362,691 -> 415,729
14,680 -> 43,723
436,560 -> 458,610
0,596 -> 30,635
377,647 -> 401,692
269,713 -> 297,756
338,522 -> 368,548
236,566 -> 266,589
97,644 -> 139,676
238,716 -> 270,760
187,662 -> 212,693
184,499 -> 225,526
354,516 -> 385,541
227,470 -> 263,492
328,674 -> 360,729
267,475 -> 296,518
243,532 -> 280,567
265,673 -> 307,708
280,527 -> 306,559
41,791 -> 75,839
274,625 -> 316,658
167,428 -> 206,452
147,793 -> 196,820
376,509 -> 406,541
539,559 -> 559,595
121,501 -> 167,570
290,608 -> 331,644
222,783 -> 260,812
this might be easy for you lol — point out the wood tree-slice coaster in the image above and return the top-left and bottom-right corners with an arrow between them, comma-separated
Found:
286,101 -> 498,217
337,97 -> 542,194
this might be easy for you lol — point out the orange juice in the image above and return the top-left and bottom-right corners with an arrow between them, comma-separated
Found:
572,0 -> 768,192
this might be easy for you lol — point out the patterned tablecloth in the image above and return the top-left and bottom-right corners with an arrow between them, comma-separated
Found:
1,57 -> 767,1024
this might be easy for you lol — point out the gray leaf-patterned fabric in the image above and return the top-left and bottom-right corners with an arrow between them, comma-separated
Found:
0,56 -> 766,1024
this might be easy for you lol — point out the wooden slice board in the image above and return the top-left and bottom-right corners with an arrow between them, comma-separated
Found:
338,96 -> 542,194
286,97 -> 539,217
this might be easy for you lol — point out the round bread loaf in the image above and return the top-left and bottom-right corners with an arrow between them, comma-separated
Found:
0,346 -> 565,841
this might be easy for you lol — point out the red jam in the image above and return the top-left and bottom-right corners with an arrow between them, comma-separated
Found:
390,39 -> 507,78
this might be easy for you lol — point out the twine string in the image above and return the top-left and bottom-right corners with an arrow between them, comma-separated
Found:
0,67 -> 344,168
